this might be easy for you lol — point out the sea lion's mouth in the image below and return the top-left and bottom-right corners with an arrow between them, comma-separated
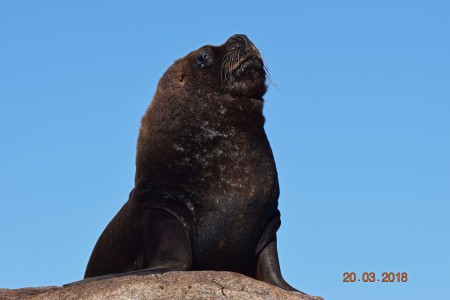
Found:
235,56 -> 264,76
222,54 -> 264,84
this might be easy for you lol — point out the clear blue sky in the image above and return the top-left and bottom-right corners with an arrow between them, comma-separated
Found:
1,1 -> 449,299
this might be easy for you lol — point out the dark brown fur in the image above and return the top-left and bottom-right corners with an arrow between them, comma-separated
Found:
75,34 -> 305,294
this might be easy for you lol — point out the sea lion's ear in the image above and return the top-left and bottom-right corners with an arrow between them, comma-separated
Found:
177,73 -> 185,83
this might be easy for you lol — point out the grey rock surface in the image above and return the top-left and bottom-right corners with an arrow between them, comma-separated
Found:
0,271 -> 323,300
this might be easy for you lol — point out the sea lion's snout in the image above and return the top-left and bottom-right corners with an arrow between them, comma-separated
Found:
226,34 -> 251,46
221,34 -> 267,99
222,34 -> 264,79
225,34 -> 262,61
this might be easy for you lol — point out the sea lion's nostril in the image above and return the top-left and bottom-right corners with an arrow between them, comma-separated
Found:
227,34 -> 250,46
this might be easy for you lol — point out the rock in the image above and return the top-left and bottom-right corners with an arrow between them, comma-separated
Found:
0,271 -> 323,300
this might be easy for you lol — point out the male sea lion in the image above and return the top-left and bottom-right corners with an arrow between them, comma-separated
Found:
78,34 -> 307,294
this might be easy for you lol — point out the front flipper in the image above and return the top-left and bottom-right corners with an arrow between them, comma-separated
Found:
67,208 -> 193,287
255,237 -> 297,291
254,218 -> 322,299
64,262 -> 190,286
251,209 -> 296,291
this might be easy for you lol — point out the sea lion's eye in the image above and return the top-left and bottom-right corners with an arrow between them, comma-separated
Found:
196,53 -> 210,66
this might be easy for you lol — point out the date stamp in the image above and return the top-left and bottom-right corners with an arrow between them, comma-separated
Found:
343,272 -> 408,283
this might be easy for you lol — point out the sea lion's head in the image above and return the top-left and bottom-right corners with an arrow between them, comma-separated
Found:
137,35 -> 270,181
160,34 -> 267,100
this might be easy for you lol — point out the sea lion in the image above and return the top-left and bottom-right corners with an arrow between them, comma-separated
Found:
78,34 -> 305,294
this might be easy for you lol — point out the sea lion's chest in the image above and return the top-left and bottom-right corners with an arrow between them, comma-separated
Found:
183,122 -> 279,211
181,126 -> 279,266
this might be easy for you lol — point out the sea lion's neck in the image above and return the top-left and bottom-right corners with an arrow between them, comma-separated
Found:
134,92 -> 268,185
